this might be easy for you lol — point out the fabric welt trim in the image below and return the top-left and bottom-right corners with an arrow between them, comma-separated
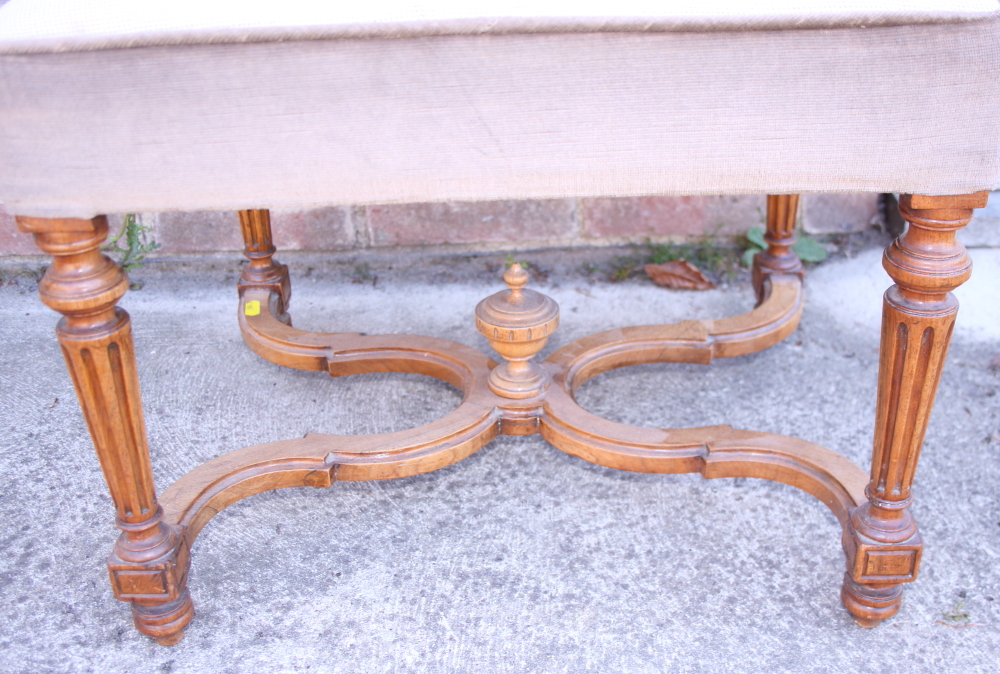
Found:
1,11 -> 1000,54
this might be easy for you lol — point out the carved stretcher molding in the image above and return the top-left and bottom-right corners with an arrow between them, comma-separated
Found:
3,0 -> 999,647
15,190 -> 990,643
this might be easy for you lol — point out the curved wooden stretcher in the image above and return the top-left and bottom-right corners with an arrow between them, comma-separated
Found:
163,199 -> 851,542
16,190 -> 989,644
5,0 -> 999,646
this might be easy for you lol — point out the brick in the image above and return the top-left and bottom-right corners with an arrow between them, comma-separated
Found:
367,199 -> 576,247
0,204 -> 40,255
582,195 -> 764,239
703,195 -> 768,235
801,193 -> 878,234
4,206 -> 351,256
147,211 -> 244,253
270,207 -> 353,250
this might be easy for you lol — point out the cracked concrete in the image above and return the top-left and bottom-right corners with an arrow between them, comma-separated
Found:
1,245 -> 999,674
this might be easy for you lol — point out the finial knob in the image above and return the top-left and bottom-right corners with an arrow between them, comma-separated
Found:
503,263 -> 529,294
474,263 -> 559,399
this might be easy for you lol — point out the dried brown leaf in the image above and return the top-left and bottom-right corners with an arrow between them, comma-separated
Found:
644,260 -> 715,290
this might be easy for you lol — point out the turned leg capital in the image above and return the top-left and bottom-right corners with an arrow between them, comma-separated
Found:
881,193 -> 981,301
17,216 -> 129,329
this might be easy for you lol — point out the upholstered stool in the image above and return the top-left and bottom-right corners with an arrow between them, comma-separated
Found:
1,1 -> 998,645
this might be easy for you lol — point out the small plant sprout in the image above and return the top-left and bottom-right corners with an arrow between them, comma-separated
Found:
504,253 -> 529,269
102,213 -> 160,272
741,225 -> 827,267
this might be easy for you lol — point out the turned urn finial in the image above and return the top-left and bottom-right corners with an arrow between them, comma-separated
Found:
475,263 -> 560,399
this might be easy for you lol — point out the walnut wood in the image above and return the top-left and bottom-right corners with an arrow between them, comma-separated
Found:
475,263 -> 560,398
155,234 -> 868,604
22,191 -> 988,643
545,274 -> 803,390
841,191 -> 988,627
238,209 -> 290,319
752,194 -> 805,304
16,215 -> 193,646
238,287 -> 499,385
161,415 -> 499,542
540,381 -> 868,525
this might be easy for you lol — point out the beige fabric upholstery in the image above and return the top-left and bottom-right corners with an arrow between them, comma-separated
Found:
0,2 -> 998,218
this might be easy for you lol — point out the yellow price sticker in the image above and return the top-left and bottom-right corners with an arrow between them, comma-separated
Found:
243,300 -> 261,316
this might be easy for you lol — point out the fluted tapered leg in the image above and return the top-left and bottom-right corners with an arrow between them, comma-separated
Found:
841,191 -> 989,626
752,194 -> 805,303
238,209 -> 290,320
17,215 -> 193,645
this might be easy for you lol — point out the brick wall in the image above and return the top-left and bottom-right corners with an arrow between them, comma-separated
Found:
0,193 -> 881,256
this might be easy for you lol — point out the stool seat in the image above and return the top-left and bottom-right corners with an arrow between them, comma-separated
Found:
3,0 -> 997,648
1,0 -> 998,218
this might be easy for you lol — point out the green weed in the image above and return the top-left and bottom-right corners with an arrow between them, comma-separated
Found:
609,258 -> 638,282
102,213 -> 159,272
504,253 -> 529,269
741,226 -> 827,267
352,263 -> 376,285
941,601 -> 971,624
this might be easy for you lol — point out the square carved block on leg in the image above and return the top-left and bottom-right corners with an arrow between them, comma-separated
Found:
843,523 -> 922,585
859,548 -> 920,582
109,538 -> 191,602
841,523 -> 922,627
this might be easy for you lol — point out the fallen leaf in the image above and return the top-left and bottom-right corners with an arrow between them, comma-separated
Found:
989,355 -> 1000,371
644,260 -> 715,290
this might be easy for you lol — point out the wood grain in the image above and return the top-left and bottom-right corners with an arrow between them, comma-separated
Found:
475,262 -> 560,399
149,199 -> 827,642
161,413 -> 499,543
841,191 -> 987,627
545,274 -> 803,389
16,215 -> 193,645
752,194 -> 805,304
540,380 -> 868,526
21,192 -> 988,643
237,209 -> 291,320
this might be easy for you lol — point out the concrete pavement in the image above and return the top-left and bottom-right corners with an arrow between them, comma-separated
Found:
1,245 -> 998,673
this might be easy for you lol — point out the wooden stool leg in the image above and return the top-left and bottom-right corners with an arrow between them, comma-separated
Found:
237,209 -> 290,320
841,191 -> 989,626
752,194 -> 805,303
16,215 -> 193,645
